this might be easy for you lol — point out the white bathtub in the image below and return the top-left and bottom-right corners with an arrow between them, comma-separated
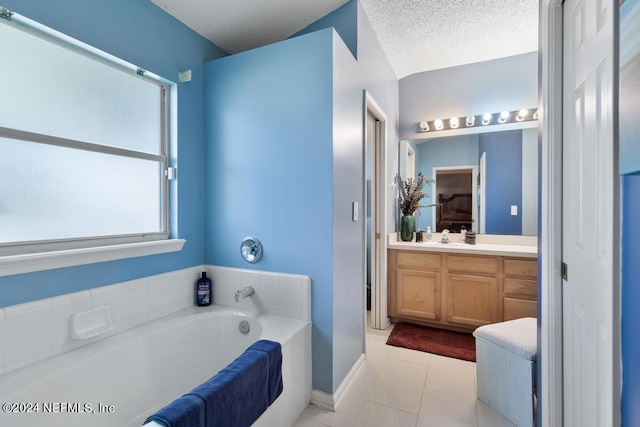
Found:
0,305 -> 312,427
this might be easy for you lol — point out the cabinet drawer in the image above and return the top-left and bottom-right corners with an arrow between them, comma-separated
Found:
504,259 -> 538,278
504,297 -> 537,321
504,278 -> 537,299
447,255 -> 498,274
397,252 -> 441,270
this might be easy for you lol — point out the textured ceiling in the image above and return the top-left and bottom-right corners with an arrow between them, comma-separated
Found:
150,0 -> 538,78
150,0 -> 349,54
360,0 -> 539,78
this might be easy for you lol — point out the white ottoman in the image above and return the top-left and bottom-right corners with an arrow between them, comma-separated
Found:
473,317 -> 537,427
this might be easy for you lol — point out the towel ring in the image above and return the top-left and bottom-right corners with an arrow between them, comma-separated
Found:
240,237 -> 262,263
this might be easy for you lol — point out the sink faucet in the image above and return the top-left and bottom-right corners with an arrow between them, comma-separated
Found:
440,229 -> 450,244
235,286 -> 255,302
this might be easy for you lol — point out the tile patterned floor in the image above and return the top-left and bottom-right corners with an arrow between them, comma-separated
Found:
293,319 -> 515,427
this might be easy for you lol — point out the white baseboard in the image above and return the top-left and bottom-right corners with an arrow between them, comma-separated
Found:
310,353 -> 366,411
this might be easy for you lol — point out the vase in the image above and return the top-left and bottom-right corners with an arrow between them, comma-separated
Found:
400,214 -> 416,242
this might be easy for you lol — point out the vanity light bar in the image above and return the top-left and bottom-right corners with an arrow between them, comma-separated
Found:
417,108 -> 538,133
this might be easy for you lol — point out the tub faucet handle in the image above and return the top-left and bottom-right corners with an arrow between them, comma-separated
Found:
235,286 -> 255,303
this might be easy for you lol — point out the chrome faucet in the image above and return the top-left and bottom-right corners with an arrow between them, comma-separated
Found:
235,286 -> 255,302
440,229 -> 450,244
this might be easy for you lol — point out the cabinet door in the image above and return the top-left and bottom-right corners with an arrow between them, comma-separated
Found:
446,273 -> 498,327
397,269 -> 441,320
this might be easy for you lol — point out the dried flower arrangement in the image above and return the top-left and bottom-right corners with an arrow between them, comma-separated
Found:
395,172 -> 435,215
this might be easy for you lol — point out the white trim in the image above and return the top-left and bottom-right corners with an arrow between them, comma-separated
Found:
540,0 -> 564,425
0,239 -> 186,277
364,91 -> 389,331
310,353 -> 366,411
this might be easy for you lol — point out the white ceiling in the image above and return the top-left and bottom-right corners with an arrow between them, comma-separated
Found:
151,0 -> 538,79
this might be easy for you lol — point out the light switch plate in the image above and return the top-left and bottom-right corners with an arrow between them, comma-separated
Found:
511,205 -> 518,216
352,202 -> 359,221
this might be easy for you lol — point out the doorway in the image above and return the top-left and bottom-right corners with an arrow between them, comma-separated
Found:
431,166 -> 478,233
364,91 -> 388,331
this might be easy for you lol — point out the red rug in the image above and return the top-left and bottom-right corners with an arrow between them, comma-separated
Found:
386,322 -> 476,362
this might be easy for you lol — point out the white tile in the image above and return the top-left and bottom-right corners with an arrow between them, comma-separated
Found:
260,303 -> 280,316
0,308 -> 4,322
171,275 -> 193,303
122,312 -> 149,331
292,417 -> 330,427
416,390 -> 477,427
280,306 -> 303,320
301,277 -> 311,321
148,277 -> 172,309
122,285 -> 149,319
363,334 -> 393,375
51,291 -> 90,308
122,277 -> 148,291
90,283 -> 122,299
424,355 -> 476,400
259,279 -> 280,305
149,305 -> 173,321
389,346 -> 432,366
0,358 -> 4,376
4,311 -> 52,357
260,271 -> 280,282
51,300 -> 92,355
5,299 -> 51,320
171,297 -> 193,313
280,278 -> 302,309
4,344 -> 52,373
367,359 -> 428,414
477,400 -> 517,427
91,293 -> 122,322
354,401 -> 418,427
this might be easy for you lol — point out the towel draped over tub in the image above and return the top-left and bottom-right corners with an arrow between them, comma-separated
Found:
145,339 -> 283,427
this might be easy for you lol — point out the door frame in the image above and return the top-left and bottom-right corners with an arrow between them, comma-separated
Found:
540,1 -> 564,424
363,91 -> 389,331
430,165 -> 478,233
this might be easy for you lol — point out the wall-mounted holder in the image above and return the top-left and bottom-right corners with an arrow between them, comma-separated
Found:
240,236 -> 262,263
70,306 -> 114,340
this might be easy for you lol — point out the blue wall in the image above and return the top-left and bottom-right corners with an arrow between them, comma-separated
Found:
480,130 -> 523,235
415,135 -> 479,231
203,29 -> 336,394
291,0 -> 357,59
0,0 -> 226,307
622,175 -> 640,425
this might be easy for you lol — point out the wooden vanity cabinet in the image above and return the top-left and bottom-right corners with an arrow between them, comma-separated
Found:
503,258 -> 538,321
445,255 -> 499,328
388,251 -> 442,321
388,249 -> 538,331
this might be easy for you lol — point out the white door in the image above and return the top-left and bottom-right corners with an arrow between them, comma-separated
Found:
562,0 -> 617,425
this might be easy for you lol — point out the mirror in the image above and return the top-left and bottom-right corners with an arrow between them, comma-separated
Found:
399,126 -> 538,236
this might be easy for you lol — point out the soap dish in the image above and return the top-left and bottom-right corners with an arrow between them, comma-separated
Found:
70,306 -> 114,340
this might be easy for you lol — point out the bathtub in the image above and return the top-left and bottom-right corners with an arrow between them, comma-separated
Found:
0,304 -> 312,427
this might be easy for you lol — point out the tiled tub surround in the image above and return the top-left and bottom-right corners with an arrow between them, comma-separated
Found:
0,265 -> 311,376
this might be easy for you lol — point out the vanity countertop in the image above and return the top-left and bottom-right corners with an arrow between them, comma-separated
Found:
387,234 -> 537,258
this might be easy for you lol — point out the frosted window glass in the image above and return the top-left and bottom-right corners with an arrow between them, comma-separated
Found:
0,137 -> 162,244
0,22 -> 162,154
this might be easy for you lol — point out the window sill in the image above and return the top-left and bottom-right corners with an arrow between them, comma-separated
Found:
0,239 -> 186,277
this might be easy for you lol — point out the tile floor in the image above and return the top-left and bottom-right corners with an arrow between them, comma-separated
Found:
292,318 -> 515,427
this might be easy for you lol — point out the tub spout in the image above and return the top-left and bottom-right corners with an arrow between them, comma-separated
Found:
235,286 -> 255,302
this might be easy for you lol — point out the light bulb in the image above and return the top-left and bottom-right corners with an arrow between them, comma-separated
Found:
434,119 -> 444,130
499,111 -> 510,123
466,115 -> 475,126
450,117 -> 459,128
419,121 -> 430,131
482,113 -> 492,125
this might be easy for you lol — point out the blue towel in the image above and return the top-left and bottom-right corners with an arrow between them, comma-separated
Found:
145,339 -> 283,427
246,340 -> 284,403
188,339 -> 283,427
144,393 -> 205,427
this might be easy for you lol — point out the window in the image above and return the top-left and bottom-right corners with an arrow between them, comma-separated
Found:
0,8 -> 173,258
